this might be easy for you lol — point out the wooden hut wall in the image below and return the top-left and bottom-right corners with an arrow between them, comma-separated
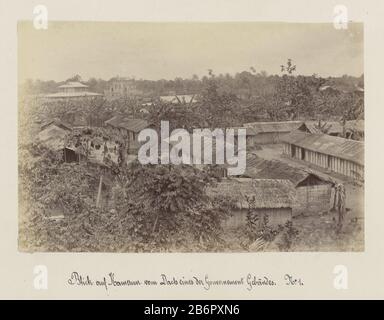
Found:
221,208 -> 248,228
294,184 -> 332,216
283,143 -> 290,156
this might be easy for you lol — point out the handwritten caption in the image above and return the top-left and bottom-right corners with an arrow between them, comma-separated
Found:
67,272 -> 304,292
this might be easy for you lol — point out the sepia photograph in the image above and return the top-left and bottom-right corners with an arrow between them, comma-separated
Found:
17,21 -> 364,253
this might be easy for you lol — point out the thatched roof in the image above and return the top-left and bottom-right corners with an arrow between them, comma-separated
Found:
104,116 -> 149,133
243,121 -> 303,134
207,178 -> 295,209
243,154 -> 332,186
38,120 -> 72,151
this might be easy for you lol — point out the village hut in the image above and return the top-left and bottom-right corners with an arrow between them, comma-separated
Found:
38,119 -> 81,163
104,115 -> 149,153
242,121 -> 303,145
241,155 -> 334,216
207,178 -> 295,228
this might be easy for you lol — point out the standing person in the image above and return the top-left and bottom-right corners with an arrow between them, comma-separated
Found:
333,183 -> 346,233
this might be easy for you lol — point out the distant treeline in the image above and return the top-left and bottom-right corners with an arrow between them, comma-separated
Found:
19,63 -> 364,126
20,70 -> 363,99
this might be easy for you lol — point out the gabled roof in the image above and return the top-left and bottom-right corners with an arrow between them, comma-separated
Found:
243,155 -> 332,186
41,118 -> 72,131
206,178 -> 295,209
282,131 -> 364,165
38,123 -> 71,151
104,116 -> 149,133
243,121 -> 303,133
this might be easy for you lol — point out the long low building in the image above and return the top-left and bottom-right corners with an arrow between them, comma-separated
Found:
241,155 -> 334,216
282,131 -> 364,181
243,121 -> 303,145
207,178 -> 295,228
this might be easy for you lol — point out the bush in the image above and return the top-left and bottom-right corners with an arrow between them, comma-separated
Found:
275,221 -> 300,251
246,210 -> 299,251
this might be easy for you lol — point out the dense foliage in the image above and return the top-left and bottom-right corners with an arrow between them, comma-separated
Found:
18,60 -> 364,252
20,62 -> 364,129
19,142 -> 233,252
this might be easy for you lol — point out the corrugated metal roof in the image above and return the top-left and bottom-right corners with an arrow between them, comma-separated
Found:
243,121 -> 303,133
207,178 -> 295,209
105,116 -> 149,133
282,131 -> 364,165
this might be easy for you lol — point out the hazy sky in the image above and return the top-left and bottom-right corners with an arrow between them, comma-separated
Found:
18,21 -> 363,82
